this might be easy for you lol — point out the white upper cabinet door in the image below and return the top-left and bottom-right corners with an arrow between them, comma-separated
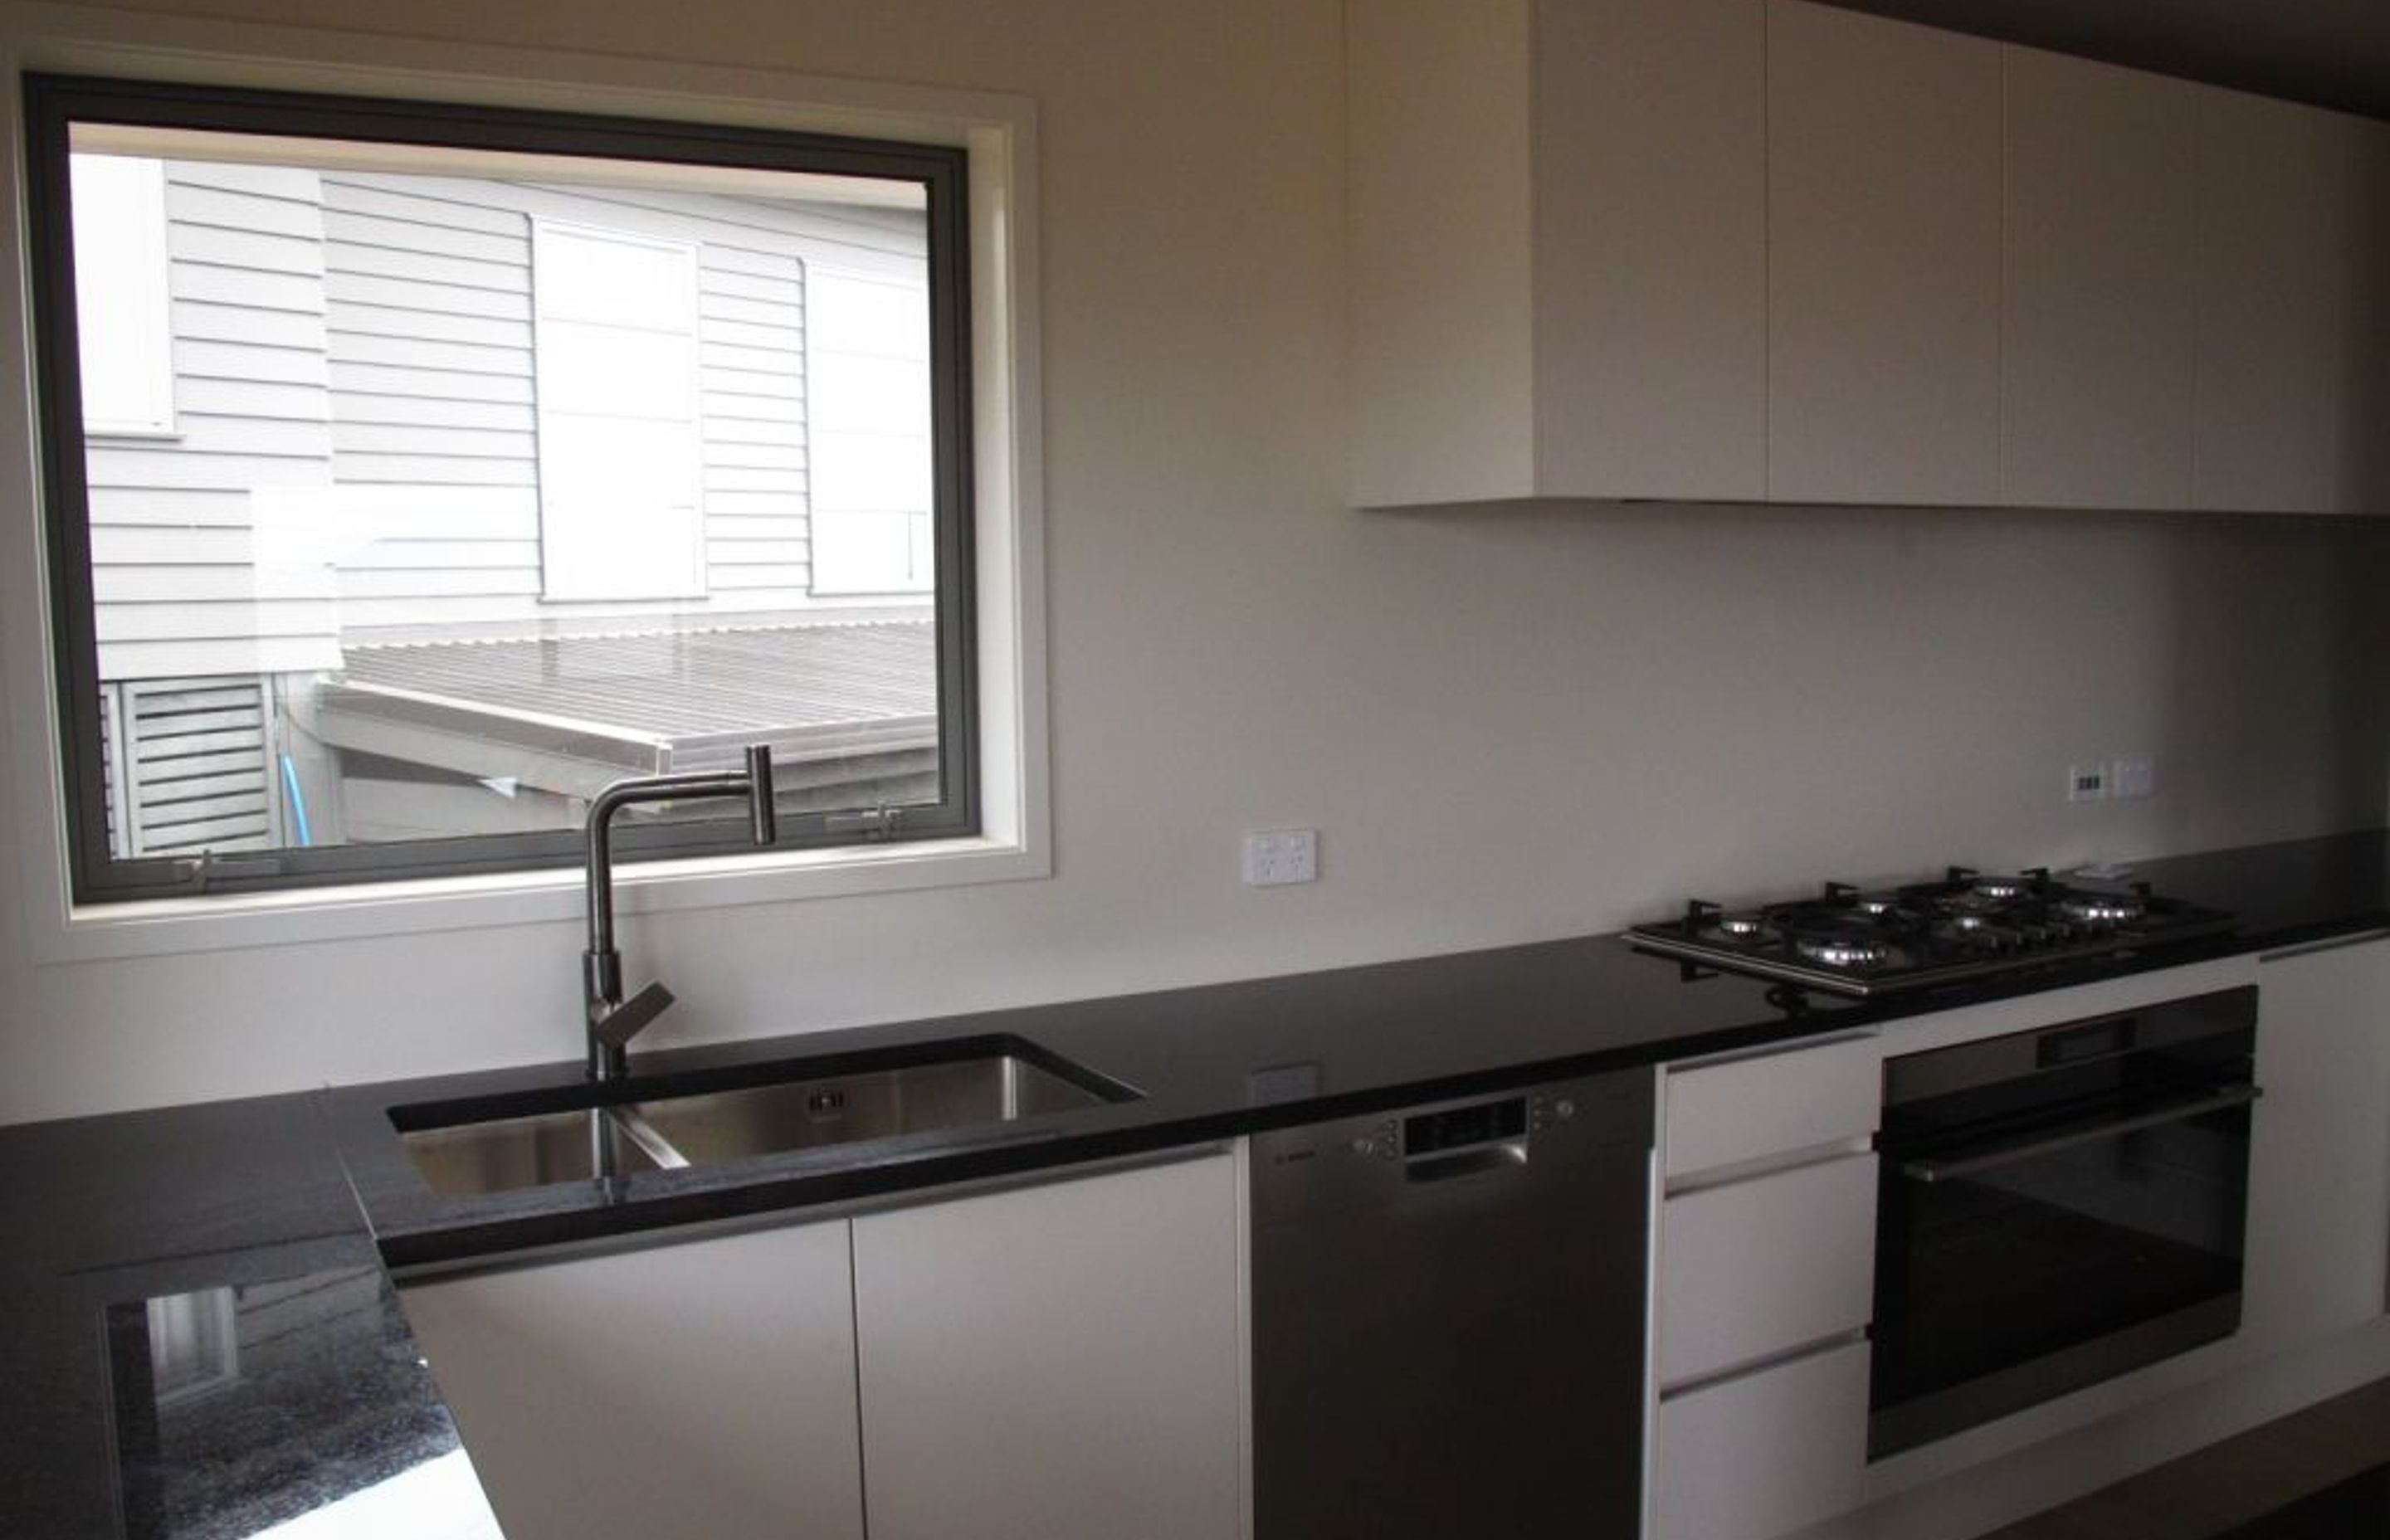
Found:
1532,0 -> 1768,502
1766,2 -> 2002,505
1345,0 -> 1539,505
2192,87 -> 2356,514
2343,119 -> 2390,514
1346,0 -> 1767,506
2002,47 -> 2201,509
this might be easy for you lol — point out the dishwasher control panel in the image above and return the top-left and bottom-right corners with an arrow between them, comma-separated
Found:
1251,1070 -> 1651,1222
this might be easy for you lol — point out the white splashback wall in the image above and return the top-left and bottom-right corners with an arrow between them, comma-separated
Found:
1,0 -> 2385,1122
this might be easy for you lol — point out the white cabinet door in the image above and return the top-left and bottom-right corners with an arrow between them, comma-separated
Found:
2192,87 -> 2358,514
2350,119 -> 2390,514
852,1151 -> 1245,1540
2002,46 -> 2200,509
400,1219 -> 865,1540
1662,1031 -> 1881,1180
1346,0 -> 1766,505
1657,1151 -> 1878,1389
1652,1338 -> 1871,1540
1531,0 -> 1768,501
2244,937 -> 2390,1349
1766,1 -> 2002,505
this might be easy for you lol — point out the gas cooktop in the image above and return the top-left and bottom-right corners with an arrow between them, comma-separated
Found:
1627,866 -> 2238,997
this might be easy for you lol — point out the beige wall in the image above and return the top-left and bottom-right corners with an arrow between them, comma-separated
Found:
1,0 -> 2385,1122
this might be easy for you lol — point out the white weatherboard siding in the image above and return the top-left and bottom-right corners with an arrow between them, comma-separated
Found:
314,168 -> 924,629
84,160 -> 932,680
84,159 -> 337,682
0,0 -> 2387,1125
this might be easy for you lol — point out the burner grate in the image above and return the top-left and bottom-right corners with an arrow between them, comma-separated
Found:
1633,868 -> 2235,996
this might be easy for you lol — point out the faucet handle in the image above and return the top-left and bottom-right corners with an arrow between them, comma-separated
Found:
592,980 -> 676,1051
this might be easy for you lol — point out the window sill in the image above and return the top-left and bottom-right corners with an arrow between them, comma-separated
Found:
37,832 -> 1049,964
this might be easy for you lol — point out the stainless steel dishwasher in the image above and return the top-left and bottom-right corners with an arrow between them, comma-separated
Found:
1251,1068 -> 1653,1540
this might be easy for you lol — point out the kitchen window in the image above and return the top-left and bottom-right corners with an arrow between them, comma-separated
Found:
23,73 -> 982,904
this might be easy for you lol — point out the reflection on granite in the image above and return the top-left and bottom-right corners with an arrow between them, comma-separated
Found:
107,1264 -> 500,1540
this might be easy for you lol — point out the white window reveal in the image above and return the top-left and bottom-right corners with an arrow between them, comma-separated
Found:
806,265 -> 934,596
531,222 -> 704,601
68,153 -> 177,436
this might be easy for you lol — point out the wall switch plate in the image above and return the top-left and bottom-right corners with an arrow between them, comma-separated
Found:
1243,828 -> 1318,886
2068,763 -> 2110,802
2110,755 -> 2156,799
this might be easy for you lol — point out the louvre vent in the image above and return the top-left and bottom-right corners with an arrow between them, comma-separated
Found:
102,678 -> 280,858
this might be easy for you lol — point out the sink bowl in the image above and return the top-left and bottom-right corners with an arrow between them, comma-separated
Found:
401,1106 -> 679,1197
392,1037 -> 1137,1196
632,1050 -> 1114,1166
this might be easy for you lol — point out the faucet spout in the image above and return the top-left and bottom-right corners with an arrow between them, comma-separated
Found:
583,743 -> 777,1081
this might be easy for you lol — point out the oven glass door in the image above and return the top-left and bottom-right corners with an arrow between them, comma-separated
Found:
1870,1000 -> 2256,1458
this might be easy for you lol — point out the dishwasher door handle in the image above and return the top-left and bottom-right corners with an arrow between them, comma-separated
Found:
1896,1084 -> 2262,1184
1405,1141 -> 1529,1184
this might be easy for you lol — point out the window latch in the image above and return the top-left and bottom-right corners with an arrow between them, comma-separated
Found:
175,850 -> 285,894
825,802 -> 902,841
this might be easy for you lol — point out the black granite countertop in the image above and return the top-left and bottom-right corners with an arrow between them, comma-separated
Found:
12,827 -> 2390,1538
0,1095 -> 499,1539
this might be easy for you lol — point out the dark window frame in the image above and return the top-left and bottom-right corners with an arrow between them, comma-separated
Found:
23,72 -> 978,902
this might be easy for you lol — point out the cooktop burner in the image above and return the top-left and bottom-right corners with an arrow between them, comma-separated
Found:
1629,866 -> 2236,996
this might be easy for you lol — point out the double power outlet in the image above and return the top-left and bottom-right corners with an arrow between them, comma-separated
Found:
1242,828 -> 1319,887
2069,756 -> 2158,803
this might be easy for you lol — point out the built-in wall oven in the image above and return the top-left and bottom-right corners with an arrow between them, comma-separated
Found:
1869,986 -> 2261,1457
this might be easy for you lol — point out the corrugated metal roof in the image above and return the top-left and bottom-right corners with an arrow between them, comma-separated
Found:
322,621 -> 939,783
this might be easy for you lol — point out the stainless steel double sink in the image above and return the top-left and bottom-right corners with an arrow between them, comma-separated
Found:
396,1039 -> 1135,1197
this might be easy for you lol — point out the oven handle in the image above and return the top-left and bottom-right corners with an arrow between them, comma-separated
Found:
1895,1084 -> 2262,1184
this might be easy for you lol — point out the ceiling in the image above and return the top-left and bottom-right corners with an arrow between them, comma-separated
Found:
1824,0 -> 2390,120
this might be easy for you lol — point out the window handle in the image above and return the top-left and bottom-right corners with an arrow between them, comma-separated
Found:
826,802 -> 902,840
177,850 -> 283,893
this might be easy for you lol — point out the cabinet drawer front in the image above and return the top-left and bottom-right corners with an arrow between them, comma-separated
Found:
1664,1032 -> 1880,1178
1657,1150 -> 1879,1388
1653,1337 -> 1871,1540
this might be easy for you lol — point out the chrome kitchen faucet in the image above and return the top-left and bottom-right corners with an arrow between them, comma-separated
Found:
582,743 -> 778,1083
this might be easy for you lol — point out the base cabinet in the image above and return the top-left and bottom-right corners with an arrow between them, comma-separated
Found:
851,1151 -> 1246,1540
1654,1338 -> 1871,1540
400,1219 -> 865,1540
2245,936 -> 2390,1348
401,1148 -> 1245,1540
1651,1031 -> 1882,1540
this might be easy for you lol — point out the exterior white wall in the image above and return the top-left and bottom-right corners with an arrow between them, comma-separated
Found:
87,158 -> 339,680
2,0 -> 2388,1122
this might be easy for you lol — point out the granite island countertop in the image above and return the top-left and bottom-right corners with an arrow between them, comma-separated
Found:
10,828 -> 2390,1538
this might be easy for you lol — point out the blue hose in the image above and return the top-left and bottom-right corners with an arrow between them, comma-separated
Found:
280,753 -> 313,847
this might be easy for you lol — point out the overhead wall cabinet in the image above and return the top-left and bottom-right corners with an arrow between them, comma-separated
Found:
1764,0 -> 2002,506
1347,0 -> 2390,514
1346,0 -> 1768,505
